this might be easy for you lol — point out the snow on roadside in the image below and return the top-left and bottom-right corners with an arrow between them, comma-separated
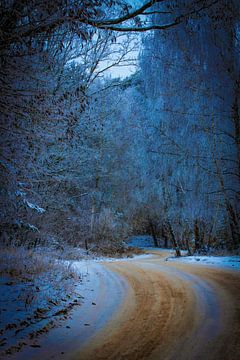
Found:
0,248 -> 87,357
70,247 -> 240,270
65,253 -> 152,273
167,255 -> 240,270
94,253 -> 152,262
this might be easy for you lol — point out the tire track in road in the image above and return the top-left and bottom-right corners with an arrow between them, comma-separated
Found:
9,251 -> 240,360
74,254 -> 240,360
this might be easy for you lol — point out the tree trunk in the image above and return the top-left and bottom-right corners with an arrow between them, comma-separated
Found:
166,221 -> 181,257
226,201 -> 240,249
85,239 -> 89,253
162,225 -> 168,248
194,219 -> 200,253
232,80 -> 240,178
183,229 -> 192,255
149,221 -> 158,247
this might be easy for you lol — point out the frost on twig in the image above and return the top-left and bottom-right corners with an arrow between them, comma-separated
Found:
24,200 -> 46,214
15,187 -> 46,214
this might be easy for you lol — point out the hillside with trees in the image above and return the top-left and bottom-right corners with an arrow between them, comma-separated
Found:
1,0 -> 239,256
0,1 -> 240,358
1,0 -> 240,253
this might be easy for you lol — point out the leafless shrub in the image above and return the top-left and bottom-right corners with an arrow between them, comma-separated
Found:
93,208 -> 129,245
0,246 -> 78,289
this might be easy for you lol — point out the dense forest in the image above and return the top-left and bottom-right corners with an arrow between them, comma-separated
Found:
1,0 -> 239,256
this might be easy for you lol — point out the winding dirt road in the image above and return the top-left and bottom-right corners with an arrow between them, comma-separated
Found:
73,251 -> 240,360
11,250 -> 240,360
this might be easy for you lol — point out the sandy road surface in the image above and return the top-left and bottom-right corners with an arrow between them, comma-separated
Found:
9,250 -> 240,360
73,251 -> 240,360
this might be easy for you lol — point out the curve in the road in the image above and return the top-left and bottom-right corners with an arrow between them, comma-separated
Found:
8,251 -> 240,360
74,253 -> 240,360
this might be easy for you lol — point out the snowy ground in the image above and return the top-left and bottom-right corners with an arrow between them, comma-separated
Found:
0,245 -> 145,357
6,262 -> 128,360
0,248 -> 86,357
9,247 -> 240,360
167,254 -> 240,270
72,246 -> 240,271
1,245 -> 239,357
126,240 -> 240,271
87,252 -> 152,263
